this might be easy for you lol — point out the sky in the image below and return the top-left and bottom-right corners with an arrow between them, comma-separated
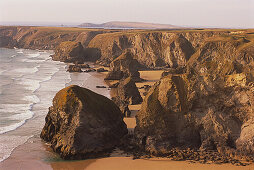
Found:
0,0 -> 253,28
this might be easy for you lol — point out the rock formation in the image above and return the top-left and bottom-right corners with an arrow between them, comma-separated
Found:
135,73 -> 254,155
104,50 -> 143,82
112,77 -> 143,114
67,65 -> 82,72
135,37 -> 254,159
40,85 -> 128,159
51,41 -> 85,63
88,32 -> 221,67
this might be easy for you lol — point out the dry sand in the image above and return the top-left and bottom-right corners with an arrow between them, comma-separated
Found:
1,70 -> 254,170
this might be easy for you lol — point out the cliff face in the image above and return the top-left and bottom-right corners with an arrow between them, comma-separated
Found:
135,33 -> 254,158
0,26 -> 109,50
1,26 -> 252,71
88,31 -> 225,67
135,73 -> 254,157
51,41 -> 85,62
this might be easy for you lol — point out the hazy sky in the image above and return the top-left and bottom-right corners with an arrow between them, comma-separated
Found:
0,0 -> 253,28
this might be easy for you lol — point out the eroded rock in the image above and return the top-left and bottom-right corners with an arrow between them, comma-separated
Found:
67,65 -> 82,72
52,41 -> 85,63
104,50 -> 143,82
112,77 -> 143,114
40,85 -> 128,159
135,72 -> 254,158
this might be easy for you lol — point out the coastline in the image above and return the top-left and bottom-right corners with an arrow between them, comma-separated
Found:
1,69 -> 254,170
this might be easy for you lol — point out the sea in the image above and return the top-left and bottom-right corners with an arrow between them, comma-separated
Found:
0,48 -> 110,162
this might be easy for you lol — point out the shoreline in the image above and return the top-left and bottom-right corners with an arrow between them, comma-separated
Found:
1,68 -> 254,169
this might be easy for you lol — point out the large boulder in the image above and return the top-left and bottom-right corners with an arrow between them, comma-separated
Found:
104,50 -> 143,82
51,41 -> 85,63
135,73 -> 254,157
40,85 -> 128,159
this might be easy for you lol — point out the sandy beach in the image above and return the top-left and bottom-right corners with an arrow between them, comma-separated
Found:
1,70 -> 254,170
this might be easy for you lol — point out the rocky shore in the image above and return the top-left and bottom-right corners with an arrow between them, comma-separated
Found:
1,26 -> 254,167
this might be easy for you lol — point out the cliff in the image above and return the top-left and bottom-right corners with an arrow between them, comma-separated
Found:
87,30 -> 227,67
1,26 -> 253,70
134,31 -> 254,161
0,26 -> 112,50
51,41 -> 85,62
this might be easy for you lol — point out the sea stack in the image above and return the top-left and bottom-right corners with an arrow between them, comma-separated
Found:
40,85 -> 128,159
112,77 -> 143,114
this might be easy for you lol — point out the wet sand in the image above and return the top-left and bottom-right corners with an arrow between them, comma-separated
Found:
1,70 -> 254,170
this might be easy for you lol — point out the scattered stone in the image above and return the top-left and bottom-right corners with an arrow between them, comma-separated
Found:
67,65 -> 82,72
83,68 -> 96,72
79,63 -> 90,68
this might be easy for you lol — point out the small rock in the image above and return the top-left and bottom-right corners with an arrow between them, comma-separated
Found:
96,86 -> 107,88
83,68 -> 96,72
97,68 -> 108,72
67,65 -> 82,72
79,64 -> 90,68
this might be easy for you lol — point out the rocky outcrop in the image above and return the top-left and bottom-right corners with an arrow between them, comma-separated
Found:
88,31 -> 225,68
135,73 -> 254,157
135,37 -> 254,159
40,85 -> 128,159
51,41 -> 85,63
112,77 -> 143,114
67,65 -> 82,72
104,50 -> 143,81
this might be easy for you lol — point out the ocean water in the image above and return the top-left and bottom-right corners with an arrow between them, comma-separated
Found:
0,48 -> 110,162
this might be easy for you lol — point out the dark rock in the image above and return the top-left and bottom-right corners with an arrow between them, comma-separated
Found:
105,71 -> 124,80
40,85 -> 128,159
113,77 -> 143,107
161,67 -> 186,78
96,68 -> 108,72
83,68 -> 96,73
123,105 -> 131,118
109,82 -> 119,88
96,85 -> 107,88
67,65 -> 82,72
74,61 -> 84,65
139,85 -> 151,90
79,64 -> 90,68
